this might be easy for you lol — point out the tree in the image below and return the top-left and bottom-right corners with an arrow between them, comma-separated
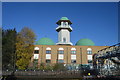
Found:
2,28 -> 17,70
33,59 -> 38,69
39,63 -> 45,70
16,27 -> 36,70
44,64 -> 53,70
53,63 -> 67,71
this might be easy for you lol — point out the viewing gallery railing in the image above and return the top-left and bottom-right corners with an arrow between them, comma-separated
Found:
93,43 -> 120,76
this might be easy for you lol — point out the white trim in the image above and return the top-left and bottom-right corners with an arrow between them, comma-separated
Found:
71,55 -> 76,60
71,48 -> 76,50
87,48 -> 92,51
46,54 -> 51,59
46,47 -> 51,50
58,54 -> 64,59
34,47 -> 39,50
58,47 -> 64,50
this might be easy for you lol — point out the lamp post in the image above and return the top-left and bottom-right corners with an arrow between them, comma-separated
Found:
56,50 -> 58,63
41,46 -> 43,63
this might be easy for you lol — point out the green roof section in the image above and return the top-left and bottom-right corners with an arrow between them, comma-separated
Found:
75,38 -> 95,46
60,17 -> 69,20
35,38 -> 55,45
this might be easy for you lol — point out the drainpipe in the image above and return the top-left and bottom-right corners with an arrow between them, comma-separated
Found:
80,48 -> 82,68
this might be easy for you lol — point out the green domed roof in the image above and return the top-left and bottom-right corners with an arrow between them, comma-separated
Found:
75,39 -> 95,46
35,38 -> 55,45
60,17 -> 69,20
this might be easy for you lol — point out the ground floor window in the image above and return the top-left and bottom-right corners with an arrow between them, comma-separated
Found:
46,60 -> 51,63
71,60 -> 76,63
58,60 -> 64,63
88,60 -> 92,63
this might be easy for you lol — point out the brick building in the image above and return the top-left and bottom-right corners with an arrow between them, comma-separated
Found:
31,17 -> 107,69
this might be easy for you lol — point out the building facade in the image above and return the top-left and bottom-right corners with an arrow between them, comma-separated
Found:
31,17 -> 108,69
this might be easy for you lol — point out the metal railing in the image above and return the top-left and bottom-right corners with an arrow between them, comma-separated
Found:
93,43 -> 120,76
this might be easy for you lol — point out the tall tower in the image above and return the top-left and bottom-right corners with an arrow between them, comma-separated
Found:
56,17 -> 73,45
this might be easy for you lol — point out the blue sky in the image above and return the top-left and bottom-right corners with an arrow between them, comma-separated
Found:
2,2 -> 118,46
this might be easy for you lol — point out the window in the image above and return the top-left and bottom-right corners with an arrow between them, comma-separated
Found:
87,55 -> 92,61
71,51 -> 76,54
58,48 -> 64,54
87,48 -> 92,54
34,50 -> 39,54
58,54 -> 64,59
71,55 -> 76,60
46,50 -> 51,54
63,38 -> 66,42
34,54 -> 39,59
63,22 -> 67,26
33,59 -> 38,63
71,48 -> 76,54
71,60 -> 76,63
46,47 -> 51,54
87,51 -> 92,54
58,60 -> 64,63
58,50 -> 64,54
46,54 -> 51,59
46,60 -> 51,63
88,60 -> 92,63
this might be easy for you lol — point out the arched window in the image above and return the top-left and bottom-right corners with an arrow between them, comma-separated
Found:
34,47 -> 39,50
34,47 -> 39,54
58,48 -> 64,54
63,37 -> 66,42
46,47 -> 51,54
63,22 -> 67,26
71,48 -> 76,54
87,48 -> 92,54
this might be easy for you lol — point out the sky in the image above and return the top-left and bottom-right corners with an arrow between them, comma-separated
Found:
2,2 -> 118,46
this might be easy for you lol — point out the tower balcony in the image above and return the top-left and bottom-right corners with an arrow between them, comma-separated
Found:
56,41 -> 73,45
56,25 -> 73,32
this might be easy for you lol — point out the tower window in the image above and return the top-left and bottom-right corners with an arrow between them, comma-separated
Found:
63,22 -> 67,26
63,38 -> 66,42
